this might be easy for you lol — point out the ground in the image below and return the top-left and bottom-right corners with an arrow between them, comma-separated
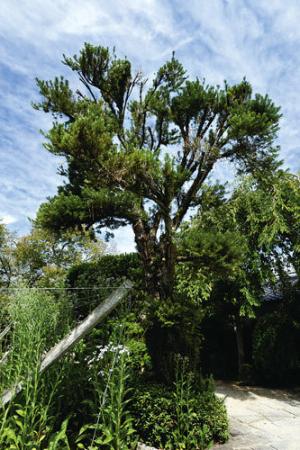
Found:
214,382 -> 300,450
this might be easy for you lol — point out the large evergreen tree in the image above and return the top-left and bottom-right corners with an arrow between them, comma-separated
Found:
35,43 -> 281,303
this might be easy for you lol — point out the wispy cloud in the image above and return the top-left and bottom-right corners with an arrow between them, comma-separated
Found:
0,0 -> 299,252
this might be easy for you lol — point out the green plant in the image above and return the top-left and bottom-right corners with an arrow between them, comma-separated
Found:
75,323 -> 136,449
171,356 -> 211,449
130,369 -> 229,449
66,253 -> 142,318
46,418 -> 71,450
0,289 -> 71,449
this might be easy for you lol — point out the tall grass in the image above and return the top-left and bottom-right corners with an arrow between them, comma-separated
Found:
0,290 -> 137,449
0,289 -> 71,449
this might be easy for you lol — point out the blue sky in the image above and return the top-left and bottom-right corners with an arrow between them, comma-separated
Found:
0,0 -> 299,252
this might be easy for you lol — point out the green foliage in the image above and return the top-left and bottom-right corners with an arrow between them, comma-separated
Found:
0,222 -> 106,289
0,289 -> 71,449
67,253 -> 141,288
178,182 -> 264,320
47,418 -> 71,450
178,171 -> 300,322
176,264 -> 212,305
130,364 -> 228,449
74,320 -> 137,450
1,290 -> 70,390
66,253 -> 142,317
43,299 -> 150,449
253,287 -> 300,386
14,226 -> 105,287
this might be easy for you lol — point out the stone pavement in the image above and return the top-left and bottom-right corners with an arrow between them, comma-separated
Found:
214,382 -> 300,450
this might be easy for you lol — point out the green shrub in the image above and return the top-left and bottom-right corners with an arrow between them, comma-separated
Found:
67,253 -> 141,288
130,375 -> 229,449
66,253 -> 142,317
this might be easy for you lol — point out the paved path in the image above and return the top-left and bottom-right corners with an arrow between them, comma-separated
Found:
214,382 -> 300,450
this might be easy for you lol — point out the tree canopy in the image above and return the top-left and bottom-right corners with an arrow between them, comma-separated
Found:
35,43 -> 281,300
179,169 -> 300,313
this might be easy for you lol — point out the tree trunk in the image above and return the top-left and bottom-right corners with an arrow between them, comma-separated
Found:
133,217 -> 177,300
133,219 -> 187,382
158,235 -> 177,300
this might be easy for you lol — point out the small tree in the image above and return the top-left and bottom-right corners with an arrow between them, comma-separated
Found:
35,43 -> 281,305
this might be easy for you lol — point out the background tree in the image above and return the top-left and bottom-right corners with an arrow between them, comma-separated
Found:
179,170 -> 300,376
14,226 -> 106,287
1,221 -> 106,289
0,222 -> 16,322
0,222 -> 15,288
35,43 -> 281,304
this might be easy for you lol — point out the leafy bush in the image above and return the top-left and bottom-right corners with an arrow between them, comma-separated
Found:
67,253 -> 141,289
130,365 -> 228,449
66,253 -> 142,317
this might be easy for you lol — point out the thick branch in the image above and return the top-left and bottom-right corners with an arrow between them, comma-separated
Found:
173,164 -> 212,228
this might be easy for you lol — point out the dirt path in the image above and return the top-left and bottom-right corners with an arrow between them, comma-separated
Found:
214,382 -> 300,450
